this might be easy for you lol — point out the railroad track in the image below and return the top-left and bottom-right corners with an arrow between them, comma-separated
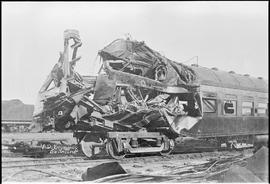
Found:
2,156 -> 85,163
2,156 -> 112,169
2,149 -> 253,169
2,149 -> 253,183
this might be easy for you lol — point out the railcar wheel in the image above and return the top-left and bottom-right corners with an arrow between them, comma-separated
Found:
81,141 -> 102,158
80,135 -> 102,158
160,139 -> 175,156
106,139 -> 125,159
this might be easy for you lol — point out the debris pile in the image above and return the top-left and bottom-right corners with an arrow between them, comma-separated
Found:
32,30 -> 202,136
32,30 -> 96,132
31,29 -> 206,158
98,38 -> 198,86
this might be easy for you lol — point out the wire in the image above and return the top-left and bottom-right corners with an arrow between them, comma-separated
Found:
204,160 -> 219,172
182,56 -> 198,64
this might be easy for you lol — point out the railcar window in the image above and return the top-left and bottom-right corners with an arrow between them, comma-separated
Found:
242,101 -> 253,116
258,103 -> 267,108
257,103 -> 267,116
202,98 -> 216,113
224,100 -> 236,115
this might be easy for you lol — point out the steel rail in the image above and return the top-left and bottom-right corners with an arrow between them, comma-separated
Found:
2,159 -> 113,169
2,156 -> 86,163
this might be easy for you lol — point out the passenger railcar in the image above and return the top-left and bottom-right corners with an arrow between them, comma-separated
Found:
76,65 -> 268,158
187,65 -> 268,149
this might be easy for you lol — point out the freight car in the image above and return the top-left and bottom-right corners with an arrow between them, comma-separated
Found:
33,30 -> 268,159
2,120 -> 32,133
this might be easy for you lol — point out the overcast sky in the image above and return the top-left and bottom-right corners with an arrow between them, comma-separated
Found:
2,2 -> 268,104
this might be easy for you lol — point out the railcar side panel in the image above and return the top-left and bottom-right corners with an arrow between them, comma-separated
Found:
190,84 -> 268,138
188,116 -> 268,138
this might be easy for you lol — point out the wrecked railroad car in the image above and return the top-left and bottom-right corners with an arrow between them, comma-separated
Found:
32,30 -> 268,159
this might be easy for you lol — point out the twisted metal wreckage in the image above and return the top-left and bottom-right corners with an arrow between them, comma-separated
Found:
32,30 -> 202,158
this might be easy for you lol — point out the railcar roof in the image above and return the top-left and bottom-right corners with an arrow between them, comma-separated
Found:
189,65 -> 268,93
